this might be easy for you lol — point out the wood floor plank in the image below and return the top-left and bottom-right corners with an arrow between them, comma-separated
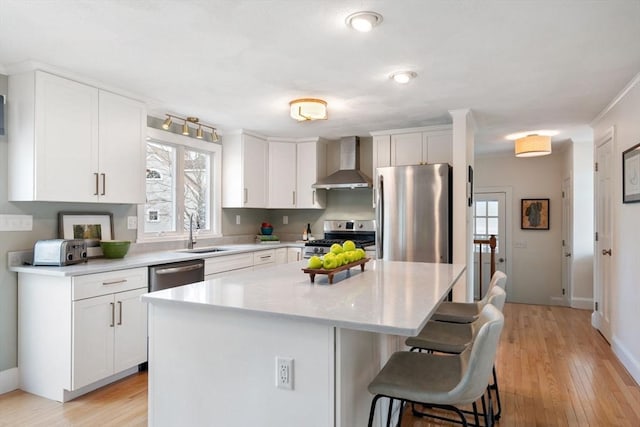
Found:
1,303 -> 639,426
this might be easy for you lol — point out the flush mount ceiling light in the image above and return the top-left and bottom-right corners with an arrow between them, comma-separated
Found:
289,98 -> 328,122
390,71 -> 417,84
514,134 -> 552,157
345,11 -> 383,32
162,114 -> 219,142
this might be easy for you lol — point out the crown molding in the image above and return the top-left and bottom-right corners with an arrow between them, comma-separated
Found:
591,72 -> 640,126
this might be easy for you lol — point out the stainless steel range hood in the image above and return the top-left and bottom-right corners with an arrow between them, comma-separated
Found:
312,136 -> 372,189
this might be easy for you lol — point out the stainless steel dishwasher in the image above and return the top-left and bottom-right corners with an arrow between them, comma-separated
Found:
149,259 -> 205,292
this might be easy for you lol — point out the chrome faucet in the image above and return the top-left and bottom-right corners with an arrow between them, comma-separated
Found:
188,212 -> 199,249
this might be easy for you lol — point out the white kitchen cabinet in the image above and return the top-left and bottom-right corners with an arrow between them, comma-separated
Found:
222,131 -> 268,208
391,132 -> 423,166
268,141 -> 297,208
253,249 -> 276,268
204,252 -> 254,279
372,135 -> 391,171
371,125 -> 453,169
8,70 -> 146,203
267,138 -> 327,209
287,247 -> 302,263
17,267 -> 148,402
275,247 -> 288,264
72,287 -> 147,390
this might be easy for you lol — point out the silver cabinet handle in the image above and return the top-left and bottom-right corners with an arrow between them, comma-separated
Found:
312,190 -> 316,205
602,249 -> 612,256
292,191 -> 296,206
117,301 -> 123,325
155,263 -> 204,275
103,279 -> 127,286
244,188 -> 248,204
109,302 -> 115,327
94,173 -> 99,195
101,173 -> 106,195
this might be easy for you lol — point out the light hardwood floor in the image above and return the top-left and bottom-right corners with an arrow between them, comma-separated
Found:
1,303 -> 639,426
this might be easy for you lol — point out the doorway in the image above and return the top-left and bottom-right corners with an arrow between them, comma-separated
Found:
473,189 -> 511,299
593,127 -> 614,342
561,176 -> 572,306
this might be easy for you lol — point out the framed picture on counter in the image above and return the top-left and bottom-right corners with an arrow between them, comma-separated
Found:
58,212 -> 114,257
521,199 -> 549,230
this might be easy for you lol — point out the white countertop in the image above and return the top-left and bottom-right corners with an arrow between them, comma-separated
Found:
141,260 -> 466,336
9,242 -> 304,277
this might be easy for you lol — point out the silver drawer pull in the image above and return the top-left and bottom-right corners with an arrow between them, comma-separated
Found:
155,263 -> 204,275
109,302 -> 115,327
103,279 -> 127,286
259,255 -> 271,259
117,301 -> 123,325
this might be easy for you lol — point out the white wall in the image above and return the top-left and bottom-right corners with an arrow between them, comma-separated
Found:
592,73 -> 640,384
475,152 -> 564,304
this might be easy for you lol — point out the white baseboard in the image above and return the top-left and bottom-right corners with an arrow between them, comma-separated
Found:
549,296 -> 568,306
0,367 -> 18,395
612,335 -> 640,386
570,297 -> 593,310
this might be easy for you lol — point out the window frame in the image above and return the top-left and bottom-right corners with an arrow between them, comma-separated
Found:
137,127 -> 222,243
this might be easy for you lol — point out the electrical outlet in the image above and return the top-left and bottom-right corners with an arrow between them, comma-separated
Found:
127,216 -> 138,230
276,357 -> 294,390
236,215 -> 241,225
283,215 -> 288,225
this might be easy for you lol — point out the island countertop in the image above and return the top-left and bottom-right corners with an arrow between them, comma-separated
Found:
141,259 -> 466,336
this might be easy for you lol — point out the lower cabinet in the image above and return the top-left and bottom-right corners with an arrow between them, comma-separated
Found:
287,247 -> 302,263
72,287 -> 147,390
17,267 -> 148,402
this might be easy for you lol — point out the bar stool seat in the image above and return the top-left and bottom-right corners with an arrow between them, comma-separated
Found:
406,320 -> 472,353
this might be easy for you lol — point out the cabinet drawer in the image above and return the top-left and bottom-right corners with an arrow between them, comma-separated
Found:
253,249 -> 275,266
72,268 -> 147,301
205,253 -> 254,275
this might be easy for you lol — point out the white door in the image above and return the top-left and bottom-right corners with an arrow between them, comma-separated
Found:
593,129 -> 614,342
561,177 -> 572,305
473,192 -> 508,299
113,288 -> 148,373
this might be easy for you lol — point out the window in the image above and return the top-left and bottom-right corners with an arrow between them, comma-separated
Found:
138,127 -> 221,241
474,200 -> 500,253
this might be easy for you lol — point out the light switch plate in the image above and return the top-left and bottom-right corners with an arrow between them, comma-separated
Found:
127,216 -> 138,230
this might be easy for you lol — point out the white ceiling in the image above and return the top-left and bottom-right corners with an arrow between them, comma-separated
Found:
1,0 -> 639,155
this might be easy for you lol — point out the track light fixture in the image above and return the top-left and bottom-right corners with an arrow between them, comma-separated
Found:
162,114 -> 219,142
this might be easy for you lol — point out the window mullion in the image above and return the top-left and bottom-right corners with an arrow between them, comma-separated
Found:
176,145 -> 186,234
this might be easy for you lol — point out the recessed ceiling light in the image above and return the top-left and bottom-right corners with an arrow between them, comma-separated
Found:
345,11 -> 383,32
390,71 -> 417,84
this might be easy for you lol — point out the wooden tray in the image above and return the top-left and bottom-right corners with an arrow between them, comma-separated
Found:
301,258 -> 371,284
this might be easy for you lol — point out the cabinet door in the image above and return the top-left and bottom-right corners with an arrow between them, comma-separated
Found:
296,141 -> 325,208
268,142 -> 297,208
35,71 -> 99,202
287,248 -> 302,263
275,248 -> 288,264
372,135 -> 391,170
391,133 -> 422,166
243,134 -> 268,207
98,91 -> 146,204
72,294 -> 114,390
423,133 -> 453,165
114,288 -> 148,373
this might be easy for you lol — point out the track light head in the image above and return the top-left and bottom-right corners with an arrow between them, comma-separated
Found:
162,116 -> 172,130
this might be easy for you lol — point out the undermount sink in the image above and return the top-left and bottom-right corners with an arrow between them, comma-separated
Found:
177,247 -> 229,254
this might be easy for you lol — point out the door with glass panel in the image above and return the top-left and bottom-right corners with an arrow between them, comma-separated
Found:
473,192 -> 507,299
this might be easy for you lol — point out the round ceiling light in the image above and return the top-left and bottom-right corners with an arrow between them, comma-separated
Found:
390,71 -> 417,84
345,11 -> 383,32
289,98 -> 327,122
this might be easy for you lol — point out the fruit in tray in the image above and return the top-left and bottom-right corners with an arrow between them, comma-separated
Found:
322,253 -> 338,269
307,255 -> 323,269
342,240 -> 356,252
330,243 -> 343,255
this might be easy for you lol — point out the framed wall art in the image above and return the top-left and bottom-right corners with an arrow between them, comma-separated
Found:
521,199 -> 549,230
623,142 -> 640,203
58,212 -> 114,257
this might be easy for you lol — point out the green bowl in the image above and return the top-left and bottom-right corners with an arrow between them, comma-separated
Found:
100,240 -> 131,259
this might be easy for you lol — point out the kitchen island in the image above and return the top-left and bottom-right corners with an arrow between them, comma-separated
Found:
142,259 -> 465,427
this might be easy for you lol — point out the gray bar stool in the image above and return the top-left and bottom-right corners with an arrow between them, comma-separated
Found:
432,270 -> 506,323
367,304 -> 505,427
407,286 -> 507,420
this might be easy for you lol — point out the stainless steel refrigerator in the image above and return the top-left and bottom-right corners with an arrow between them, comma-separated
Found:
375,163 -> 452,263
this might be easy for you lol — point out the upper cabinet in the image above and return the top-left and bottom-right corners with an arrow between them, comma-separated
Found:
8,70 -> 146,203
267,138 -> 327,209
222,131 -> 268,208
371,125 -> 453,172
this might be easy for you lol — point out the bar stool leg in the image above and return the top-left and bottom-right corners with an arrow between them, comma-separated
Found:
491,365 -> 502,419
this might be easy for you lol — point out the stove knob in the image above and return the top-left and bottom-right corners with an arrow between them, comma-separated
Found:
338,224 -> 342,228
358,224 -> 364,228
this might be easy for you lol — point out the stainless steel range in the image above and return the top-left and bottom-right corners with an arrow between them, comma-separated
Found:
303,220 -> 376,259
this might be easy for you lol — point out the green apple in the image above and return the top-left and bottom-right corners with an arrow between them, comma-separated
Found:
335,253 -> 345,266
342,240 -> 356,252
345,250 -> 357,263
356,248 -> 366,260
307,255 -> 322,269
330,243 -> 343,255
322,253 -> 338,269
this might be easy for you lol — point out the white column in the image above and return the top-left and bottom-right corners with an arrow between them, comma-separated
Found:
448,109 -> 475,302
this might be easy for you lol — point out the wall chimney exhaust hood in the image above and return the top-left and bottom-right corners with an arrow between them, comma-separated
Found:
312,136 -> 372,189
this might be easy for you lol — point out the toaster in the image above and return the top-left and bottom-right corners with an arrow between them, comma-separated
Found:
33,239 -> 88,266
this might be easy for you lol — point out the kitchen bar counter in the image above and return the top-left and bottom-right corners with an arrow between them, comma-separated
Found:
143,260 -> 465,427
